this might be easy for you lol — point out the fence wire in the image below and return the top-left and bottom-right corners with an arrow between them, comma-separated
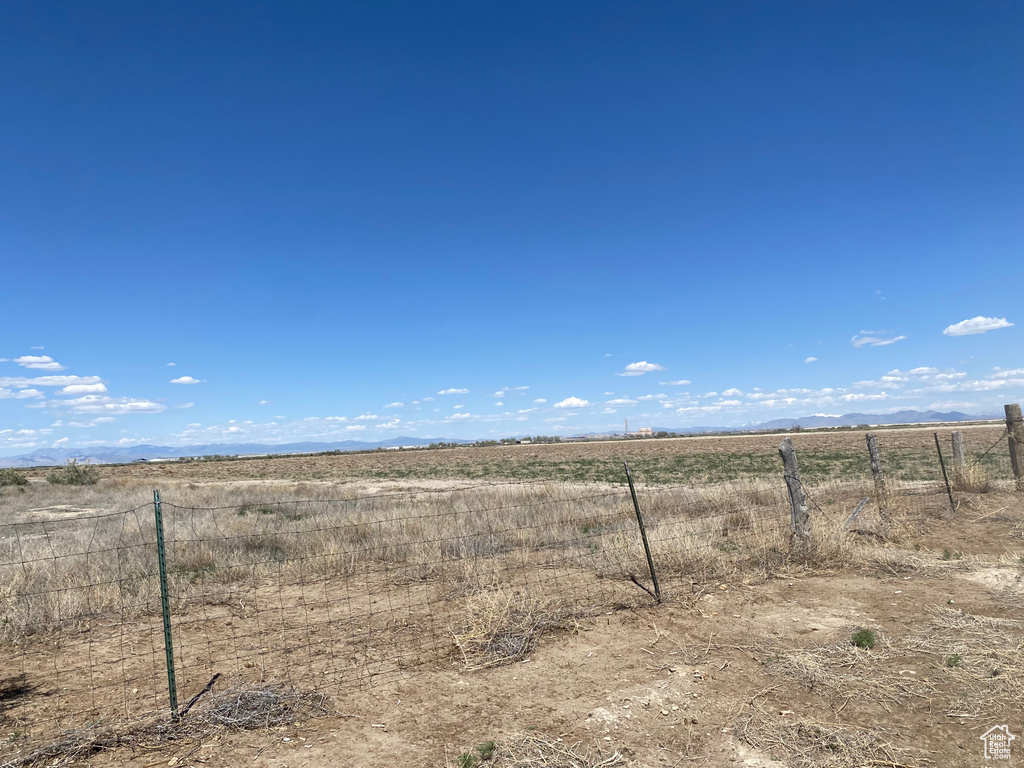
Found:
0,426 -> 1018,763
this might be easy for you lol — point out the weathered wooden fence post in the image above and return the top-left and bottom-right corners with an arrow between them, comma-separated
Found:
1005,404 -> 1024,486
865,433 -> 892,536
778,437 -> 812,556
951,431 -> 966,473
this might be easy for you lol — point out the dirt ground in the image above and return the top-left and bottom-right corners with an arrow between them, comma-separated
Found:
22,492 -> 1010,768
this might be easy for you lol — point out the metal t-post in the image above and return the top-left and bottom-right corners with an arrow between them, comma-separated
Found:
153,490 -> 179,719
624,463 -> 661,603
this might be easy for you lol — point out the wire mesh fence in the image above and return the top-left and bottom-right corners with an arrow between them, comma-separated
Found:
0,425 -> 1019,763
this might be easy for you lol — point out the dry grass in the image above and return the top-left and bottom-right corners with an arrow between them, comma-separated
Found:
760,635 -> 936,709
0,474 -> 928,643
450,590 -> 584,670
0,683 -> 331,768
762,606 -> 1024,718
951,463 -> 992,494
449,732 -> 624,768
906,608 -> 1024,718
737,710 -> 918,768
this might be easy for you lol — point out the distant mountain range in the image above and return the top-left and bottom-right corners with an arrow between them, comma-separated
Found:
0,410 -> 1002,468
654,409 -> 999,434
0,436 -> 469,468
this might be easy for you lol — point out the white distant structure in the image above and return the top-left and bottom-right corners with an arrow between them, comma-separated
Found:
635,427 -> 654,437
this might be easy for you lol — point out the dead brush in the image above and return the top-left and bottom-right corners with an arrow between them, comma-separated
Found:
758,636 -> 937,708
737,708 -> 917,768
905,608 -> 1024,717
450,590 -> 582,670
191,683 -> 332,728
951,463 -> 992,494
449,732 -> 624,768
1,683 -> 331,768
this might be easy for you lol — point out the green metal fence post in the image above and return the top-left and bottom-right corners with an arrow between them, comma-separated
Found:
933,434 -> 956,516
153,490 -> 179,719
624,462 -> 661,603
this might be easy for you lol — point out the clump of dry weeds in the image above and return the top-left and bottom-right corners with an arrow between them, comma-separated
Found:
737,710 -> 917,768
449,732 -> 624,768
951,463 -> 992,494
450,590 -> 584,670
1,682 -> 331,768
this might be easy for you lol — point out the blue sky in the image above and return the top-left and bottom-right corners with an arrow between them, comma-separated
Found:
1,1 -> 1022,456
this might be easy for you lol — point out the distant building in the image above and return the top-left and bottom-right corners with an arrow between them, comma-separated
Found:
635,427 -> 654,437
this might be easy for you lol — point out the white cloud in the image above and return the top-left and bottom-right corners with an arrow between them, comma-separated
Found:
553,396 -> 592,408
619,361 -> 665,376
52,437 -> 69,446
178,403 -> 194,408
438,388 -> 469,395
354,413 -> 379,421
512,386 -> 530,390
60,383 -> 107,395
625,361 -> 664,372
13,355 -> 65,371
804,357 -> 818,363
534,398 -> 547,404
167,362 -> 176,366
942,316 -> 1014,336
0,375 -> 102,389
385,402 -> 404,408
450,412 -> 471,420
453,404 -> 465,409
422,396 -> 435,402
606,398 -> 637,406
928,401 -> 978,410
840,392 -> 890,402
659,380 -> 690,386
59,396 -> 166,414
493,391 -> 506,397
990,368 -> 1024,380
494,401 -> 503,406
345,425 -> 366,431
170,376 -> 202,384
0,387 -> 44,399
851,332 -> 907,348
258,400 -> 269,405
721,388 -> 743,397
638,393 -> 668,401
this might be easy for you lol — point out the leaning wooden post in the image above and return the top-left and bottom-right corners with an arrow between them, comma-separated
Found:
1005,404 -> 1024,487
950,431 -> 966,473
865,433 -> 892,536
778,437 -> 812,556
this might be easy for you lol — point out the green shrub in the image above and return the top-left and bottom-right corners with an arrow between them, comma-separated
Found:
46,459 -> 100,486
945,654 -> 962,667
851,628 -> 876,649
0,468 -> 28,487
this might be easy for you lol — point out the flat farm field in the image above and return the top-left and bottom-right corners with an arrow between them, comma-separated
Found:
57,422 -> 1010,486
